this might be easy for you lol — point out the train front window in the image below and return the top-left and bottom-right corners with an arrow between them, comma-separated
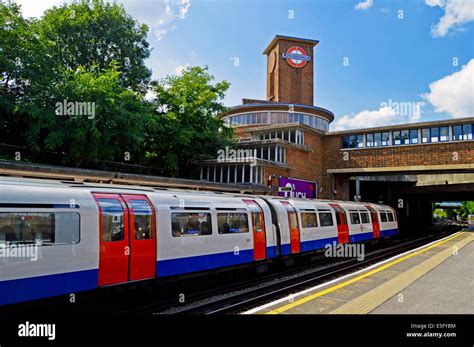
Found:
0,212 -> 80,246
380,212 -> 388,222
98,198 -> 124,242
129,200 -> 153,240
217,213 -> 249,234
387,212 -> 394,222
171,212 -> 212,237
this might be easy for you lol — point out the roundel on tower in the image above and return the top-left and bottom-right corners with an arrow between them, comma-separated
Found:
282,46 -> 311,68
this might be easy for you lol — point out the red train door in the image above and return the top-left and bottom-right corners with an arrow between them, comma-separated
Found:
365,205 -> 380,238
330,203 -> 349,243
243,200 -> 266,260
94,193 -> 157,286
281,201 -> 300,253
122,195 -> 157,281
94,193 -> 130,286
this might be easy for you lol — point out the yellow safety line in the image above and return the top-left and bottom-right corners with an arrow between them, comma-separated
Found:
331,233 -> 474,314
265,232 -> 465,314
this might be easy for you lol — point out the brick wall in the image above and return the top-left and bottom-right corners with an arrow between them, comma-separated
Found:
258,129 -> 325,196
320,134 -> 474,200
323,135 -> 474,169
267,40 -> 315,105
230,125 -> 474,200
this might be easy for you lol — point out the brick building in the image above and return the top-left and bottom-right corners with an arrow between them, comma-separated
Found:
198,35 -> 474,202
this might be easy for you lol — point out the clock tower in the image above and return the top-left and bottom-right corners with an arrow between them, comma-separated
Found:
263,35 -> 319,106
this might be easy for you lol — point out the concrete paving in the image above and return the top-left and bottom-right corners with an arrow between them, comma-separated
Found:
254,232 -> 474,314
371,240 -> 474,314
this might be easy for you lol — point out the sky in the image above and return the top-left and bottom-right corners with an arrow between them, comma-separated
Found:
14,0 -> 474,130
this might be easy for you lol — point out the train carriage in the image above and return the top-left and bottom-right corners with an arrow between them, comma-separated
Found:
0,178 -> 398,307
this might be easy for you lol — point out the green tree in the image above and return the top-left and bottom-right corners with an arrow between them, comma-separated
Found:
35,0 -> 151,92
433,208 -> 447,219
1,0 -> 153,165
1,2 -> 232,178
0,2 -> 39,145
456,201 -> 474,219
148,66 -> 234,176
21,64 -> 151,167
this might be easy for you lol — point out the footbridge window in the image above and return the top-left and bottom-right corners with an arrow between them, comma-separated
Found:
453,124 -> 473,141
342,123 -> 472,149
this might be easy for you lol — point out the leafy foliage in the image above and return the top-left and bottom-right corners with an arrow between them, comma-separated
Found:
36,0 -> 151,92
456,201 -> 474,219
148,66 -> 233,176
0,1 -> 234,177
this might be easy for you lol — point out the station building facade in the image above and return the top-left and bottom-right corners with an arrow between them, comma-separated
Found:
198,35 -> 474,201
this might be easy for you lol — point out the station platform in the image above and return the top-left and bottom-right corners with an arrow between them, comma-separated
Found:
246,231 -> 474,314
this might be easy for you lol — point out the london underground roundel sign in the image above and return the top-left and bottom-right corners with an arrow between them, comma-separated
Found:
282,46 -> 311,68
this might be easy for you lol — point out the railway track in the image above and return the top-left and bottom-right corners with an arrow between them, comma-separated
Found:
127,223 -> 462,316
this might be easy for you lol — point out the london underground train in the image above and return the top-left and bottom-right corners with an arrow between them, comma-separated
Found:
0,177 -> 398,306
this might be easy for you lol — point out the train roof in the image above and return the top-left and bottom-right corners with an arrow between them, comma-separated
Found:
0,177 -> 395,209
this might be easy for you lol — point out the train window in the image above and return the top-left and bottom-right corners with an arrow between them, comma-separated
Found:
244,201 -> 265,232
98,198 -> 125,242
217,213 -> 249,234
318,212 -> 334,227
360,212 -> 370,224
0,212 -> 80,246
129,200 -> 153,240
387,212 -> 394,222
350,212 -> 361,225
370,212 -> 378,223
334,211 -> 341,225
301,212 -> 318,228
171,213 -> 212,237
342,211 -> 348,224
251,211 -> 264,232
380,212 -> 388,222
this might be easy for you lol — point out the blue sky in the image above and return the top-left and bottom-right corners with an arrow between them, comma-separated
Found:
17,0 -> 474,130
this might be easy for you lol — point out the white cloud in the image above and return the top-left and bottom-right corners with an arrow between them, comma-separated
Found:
355,0 -> 374,11
13,0 -> 192,42
13,0 -> 67,18
422,59 -> 474,118
333,106 -> 396,131
425,0 -> 474,37
123,0 -> 192,41
144,88 -> 157,101
425,0 -> 446,6
332,102 -> 424,131
175,64 -> 189,74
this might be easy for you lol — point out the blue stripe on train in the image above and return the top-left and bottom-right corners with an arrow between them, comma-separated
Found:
266,245 -> 277,258
276,228 -> 399,256
301,237 -> 339,252
157,249 -> 254,277
0,269 -> 98,306
281,243 -> 291,255
349,231 -> 374,243
380,228 -> 399,237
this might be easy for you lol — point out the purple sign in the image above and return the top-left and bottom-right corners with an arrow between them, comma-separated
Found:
278,177 -> 317,199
